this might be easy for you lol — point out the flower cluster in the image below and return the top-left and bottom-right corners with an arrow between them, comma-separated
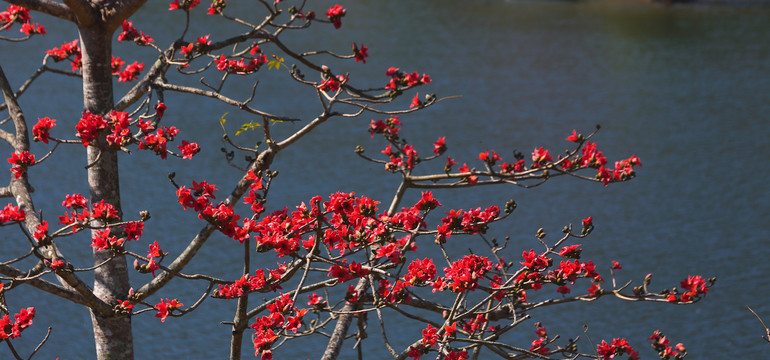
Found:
435,206 -> 500,243
118,61 -> 144,82
179,35 -> 211,58
134,241 -> 164,277
369,116 -> 401,139
0,306 -> 35,340
434,254 -> 493,293
58,193 -> 89,233
169,0 -> 199,11
251,293 -> 309,360
91,228 -> 125,251
325,5 -> 345,29
318,74 -> 347,93
76,111 -> 109,147
45,39 -> 81,71
176,180 -> 252,241
7,151 -> 35,178
666,275 -> 711,303
1,5 -> 45,36
117,20 -> 153,45
138,126 -> 179,158
384,67 -> 431,90
0,203 -> 25,224
596,338 -> 640,360
214,54 -> 268,75
215,265 -> 287,299
105,111 -> 132,147
32,117 -> 56,144
649,330 -> 686,360
154,298 -> 183,322
529,323 -> 550,355
352,42 -> 368,63
207,0 -> 226,15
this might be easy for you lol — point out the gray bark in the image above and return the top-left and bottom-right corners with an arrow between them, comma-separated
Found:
79,22 -> 133,360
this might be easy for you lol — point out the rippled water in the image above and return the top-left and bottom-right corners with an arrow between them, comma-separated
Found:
2,1 -> 770,358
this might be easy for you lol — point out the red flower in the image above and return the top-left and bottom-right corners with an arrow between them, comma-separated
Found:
558,244 -> 582,259
566,129 -> 580,142
178,140 -> 201,159
611,260 -> 622,270
433,137 -> 446,155
169,0 -> 200,11
208,0 -> 226,14
352,43 -> 368,63
63,193 -> 88,209
410,92 -> 421,108
118,61 -> 144,82
581,216 -> 593,228
421,324 -> 438,348
76,111 -> 108,146
92,199 -> 120,221
318,74 -> 346,93
20,22 -> 45,35
414,191 -> 442,212
0,204 -> 26,223
155,298 -> 183,322
91,229 -> 124,251
7,151 -> 35,178
122,222 -> 144,241
588,282 -> 601,296
530,337 -> 550,355
531,147 -> 552,167
32,117 -> 56,144
117,21 -> 153,45
325,5 -> 346,29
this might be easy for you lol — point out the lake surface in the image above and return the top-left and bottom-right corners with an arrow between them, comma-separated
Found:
2,0 -> 770,358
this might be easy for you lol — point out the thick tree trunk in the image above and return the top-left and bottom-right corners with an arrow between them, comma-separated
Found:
79,24 -> 134,360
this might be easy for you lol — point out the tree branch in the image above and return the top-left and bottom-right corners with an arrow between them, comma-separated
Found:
3,0 -> 76,22
135,148 -> 276,301
0,264 -> 88,306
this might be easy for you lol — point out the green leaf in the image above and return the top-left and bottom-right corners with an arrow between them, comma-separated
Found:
268,56 -> 285,70
219,112 -> 229,124
235,121 -> 261,136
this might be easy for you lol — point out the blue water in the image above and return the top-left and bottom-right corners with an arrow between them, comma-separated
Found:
2,0 -> 770,358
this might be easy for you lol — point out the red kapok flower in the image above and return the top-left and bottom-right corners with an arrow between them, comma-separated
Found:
325,5 -> 346,29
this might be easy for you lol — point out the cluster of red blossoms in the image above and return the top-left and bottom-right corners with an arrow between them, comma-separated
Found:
168,0 -> 199,11
596,338 -> 640,360
325,4 -> 345,29
45,40 -> 81,71
318,74 -> 347,93
7,151 -> 35,178
215,265 -> 286,299
252,294 -> 309,360
214,54 -> 268,75
32,117 -> 56,143
409,323 -> 466,360
433,254 -> 494,293
649,330 -> 687,359
71,107 -> 199,159
529,323 -> 550,355
0,5 -> 45,36
46,38 -> 144,80
154,298 -> 183,322
384,67 -> 431,90
117,20 -> 153,45
0,203 -> 25,224
134,241 -> 163,277
0,300 -> 35,341
666,275 -> 711,303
